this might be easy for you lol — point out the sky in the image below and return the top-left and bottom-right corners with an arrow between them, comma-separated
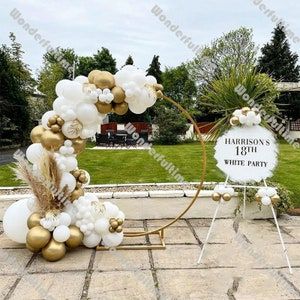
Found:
1,0 -> 299,78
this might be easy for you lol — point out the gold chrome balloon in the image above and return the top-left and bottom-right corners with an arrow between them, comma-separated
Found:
242,107 -> 251,115
40,130 -> 65,151
222,193 -> 232,201
255,194 -> 262,202
271,194 -> 280,205
65,225 -> 83,248
48,116 -> 58,125
56,117 -> 65,126
212,192 -> 221,201
26,226 -> 51,250
70,188 -> 84,202
50,124 -> 61,133
88,70 -> 101,83
42,239 -> 66,262
95,102 -> 112,114
113,102 -> 128,115
26,242 -> 40,253
111,86 -> 126,103
71,138 -> 86,154
116,226 -> 123,233
230,116 -> 240,126
27,212 -> 42,229
94,71 -> 115,89
153,83 -> 164,91
117,218 -> 124,226
30,125 -> 46,143
156,90 -> 164,99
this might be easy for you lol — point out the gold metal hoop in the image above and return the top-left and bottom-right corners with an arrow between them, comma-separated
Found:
123,94 -> 207,237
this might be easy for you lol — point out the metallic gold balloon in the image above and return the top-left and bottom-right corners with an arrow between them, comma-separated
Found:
212,192 -> 221,201
88,70 -> 102,83
78,174 -> 87,183
56,117 -> 64,126
41,130 -> 65,151
70,188 -> 84,202
95,102 -> 112,114
27,212 -> 42,229
116,226 -> 123,233
156,90 -> 164,99
109,226 -> 114,233
242,107 -> 251,115
51,124 -> 61,133
255,194 -> 262,202
110,220 -> 119,229
113,102 -> 128,115
111,86 -> 126,103
117,218 -> 124,226
222,193 -> 232,201
72,169 -> 81,178
76,182 -> 82,189
230,116 -> 240,126
153,83 -> 164,91
30,125 -> 46,143
48,116 -> 57,125
65,225 -> 83,248
94,71 -> 115,89
42,239 -> 66,262
271,194 -> 280,205
26,226 -> 51,250
71,138 -> 86,154
26,242 -> 40,253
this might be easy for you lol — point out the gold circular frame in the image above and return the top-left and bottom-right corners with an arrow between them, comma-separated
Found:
124,94 -> 207,237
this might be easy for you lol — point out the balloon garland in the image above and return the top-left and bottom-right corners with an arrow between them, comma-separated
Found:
3,65 -> 163,262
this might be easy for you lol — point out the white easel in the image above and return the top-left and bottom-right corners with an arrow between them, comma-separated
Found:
197,175 -> 293,275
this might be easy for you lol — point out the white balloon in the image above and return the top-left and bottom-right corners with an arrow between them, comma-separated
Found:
53,96 -> 72,115
61,108 -> 77,122
3,198 -> 32,243
128,101 -> 147,114
261,196 -> 271,206
83,232 -> 101,248
64,156 -> 78,172
62,81 -> 85,102
55,79 -> 71,97
146,75 -> 157,85
94,218 -> 109,235
76,103 -> 98,125
239,114 -> 247,125
41,110 -> 56,129
60,172 -> 76,192
62,120 -> 82,139
247,111 -> 256,121
59,212 -> 72,226
117,211 -> 125,220
27,197 -> 37,212
257,188 -> 268,197
104,202 -> 119,218
74,76 -> 88,84
26,143 -> 44,164
53,225 -> 70,243
102,232 -> 124,247
132,72 -> 147,87
266,187 -> 277,197
233,109 -> 242,117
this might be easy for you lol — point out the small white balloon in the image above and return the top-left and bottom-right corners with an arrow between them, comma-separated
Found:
26,143 -> 44,164
83,232 -> 101,248
95,218 -> 109,235
59,212 -> 72,226
53,225 -> 71,243
102,232 -> 124,247
146,75 -> 157,85
3,198 -> 32,243
261,196 -> 271,206
60,172 -> 76,192
64,156 -> 78,172
104,202 -> 120,218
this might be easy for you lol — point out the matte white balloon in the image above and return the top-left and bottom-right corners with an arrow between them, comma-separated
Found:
102,232 -> 124,247
83,232 -> 101,248
74,76 -> 88,84
64,156 -> 78,172
53,225 -> 71,242
59,212 -> 72,226
94,218 -> 109,235
3,198 -> 32,243
26,143 -> 44,164
76,103 -> 98,125
41,110 -> 56,129
60,172 -> 76,192
62,81 -> 85,102
146,75 -> 157,85
55,79 -> 71,97
261,196 -> 271,206
62,120 -> 82,139
104,202 -> 119,218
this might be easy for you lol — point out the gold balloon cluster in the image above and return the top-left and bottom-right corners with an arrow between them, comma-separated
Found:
86,70 -> 128,116
211,192 -> 232,202
26,213 -> 83,261
69,169 -> 88,202
255,194 -> 280,205
108,218 -> 124,233
47,115 -> 65,133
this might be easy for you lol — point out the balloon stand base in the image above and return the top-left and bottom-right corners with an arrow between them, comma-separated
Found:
96,229 -> 166,250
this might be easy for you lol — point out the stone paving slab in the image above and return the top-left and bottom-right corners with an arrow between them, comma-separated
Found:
0,217 -> 300,299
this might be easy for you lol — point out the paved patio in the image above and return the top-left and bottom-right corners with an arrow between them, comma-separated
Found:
0,216 -> 300,299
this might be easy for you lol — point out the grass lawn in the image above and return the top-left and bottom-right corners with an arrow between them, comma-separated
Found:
0,142 -> 299,207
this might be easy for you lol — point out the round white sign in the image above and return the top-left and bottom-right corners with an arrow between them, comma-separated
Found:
214,125 -> 278,182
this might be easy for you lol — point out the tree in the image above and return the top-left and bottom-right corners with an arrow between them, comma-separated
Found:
258,24 -> 300,82
258,24 -> 300,119
161,64 -> 197,112
124,55 -> 134,66
0,39 -> 32,145
146,55 -> 162,83
188,27 -> 257,84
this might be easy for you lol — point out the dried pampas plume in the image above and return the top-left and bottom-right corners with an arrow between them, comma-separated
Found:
12,151 -> 69,214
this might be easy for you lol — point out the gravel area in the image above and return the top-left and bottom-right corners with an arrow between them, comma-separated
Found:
0,183 -> 216,195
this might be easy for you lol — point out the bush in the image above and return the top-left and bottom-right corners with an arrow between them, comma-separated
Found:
153,107 -> 188,145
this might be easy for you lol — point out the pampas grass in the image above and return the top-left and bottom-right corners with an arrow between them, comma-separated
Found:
12,152 -> 69,214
